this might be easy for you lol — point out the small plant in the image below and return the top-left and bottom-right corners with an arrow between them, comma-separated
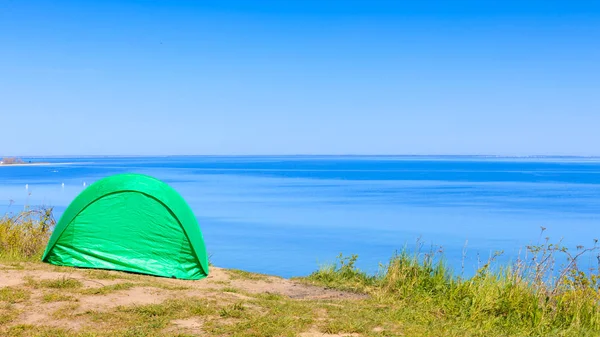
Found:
42,293 -> 77,303
219,302 -> 246,318
40,276 -> 83,289
80,282 -> 136,295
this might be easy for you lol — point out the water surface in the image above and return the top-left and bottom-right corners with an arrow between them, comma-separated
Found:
1,156 -> 599,277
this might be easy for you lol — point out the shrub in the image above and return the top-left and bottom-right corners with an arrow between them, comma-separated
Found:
0,207 -> 54,260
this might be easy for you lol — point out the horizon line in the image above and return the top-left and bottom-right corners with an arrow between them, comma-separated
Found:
5,154 -> 600,159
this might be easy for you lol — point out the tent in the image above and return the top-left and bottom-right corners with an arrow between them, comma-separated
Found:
42,173 -> 209,280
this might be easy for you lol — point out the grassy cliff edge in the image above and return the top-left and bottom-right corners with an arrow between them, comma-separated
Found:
1,208 -> 599,337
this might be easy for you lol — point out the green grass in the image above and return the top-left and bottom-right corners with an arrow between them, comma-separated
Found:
218,302 -> 247,318
207,294 -> 315,337
0,207 -> 53,261
302,236 -> 600,337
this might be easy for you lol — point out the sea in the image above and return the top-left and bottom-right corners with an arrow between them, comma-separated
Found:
1,156 -> 599,278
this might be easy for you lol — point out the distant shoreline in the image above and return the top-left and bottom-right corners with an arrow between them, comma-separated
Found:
13,154 -> 600,158
0,162 -> 75,167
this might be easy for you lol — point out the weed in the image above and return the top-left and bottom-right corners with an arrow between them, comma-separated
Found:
42,293 -> 78,303
40,276 -> 83,289
219,302 -> 246,318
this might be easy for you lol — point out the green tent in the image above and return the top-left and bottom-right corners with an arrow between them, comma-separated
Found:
42,173 -> 209,280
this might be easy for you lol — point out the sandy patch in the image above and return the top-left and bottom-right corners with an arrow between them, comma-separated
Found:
78,286 -> 168,309
172,317 -> 203,328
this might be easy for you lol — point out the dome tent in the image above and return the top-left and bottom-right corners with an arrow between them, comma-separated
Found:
42,174 -> 209,280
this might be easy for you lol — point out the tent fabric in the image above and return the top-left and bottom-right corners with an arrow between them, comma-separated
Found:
42,173 -> 209,280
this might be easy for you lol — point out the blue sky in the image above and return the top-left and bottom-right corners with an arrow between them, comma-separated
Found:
1,1 -> 599,156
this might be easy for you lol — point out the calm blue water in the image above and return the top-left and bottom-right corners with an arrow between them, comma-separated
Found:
1,156 -> 599,278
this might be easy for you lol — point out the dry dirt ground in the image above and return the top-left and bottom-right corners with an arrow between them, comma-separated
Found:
0,262 -> 369,336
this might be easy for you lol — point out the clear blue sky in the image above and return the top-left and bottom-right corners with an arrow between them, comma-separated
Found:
1,1 -> 599,156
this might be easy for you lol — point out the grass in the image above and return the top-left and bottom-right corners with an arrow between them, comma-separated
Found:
0,287 -> 30,303
84,270 -> 121,280
23,276 -> 85,289
1,209 -> 599,336
79,282 -> 136,295
42,293 -> 77,303
218,302 -> 247,318
51,303 -> 81,320
0,207 -> 53,261
138,281 -> 190,291
221,287 -> 240,293
41,277 -> 83,289
227,269 -> 271,282
0,303 -> 20,326
302,233 -> 600,336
